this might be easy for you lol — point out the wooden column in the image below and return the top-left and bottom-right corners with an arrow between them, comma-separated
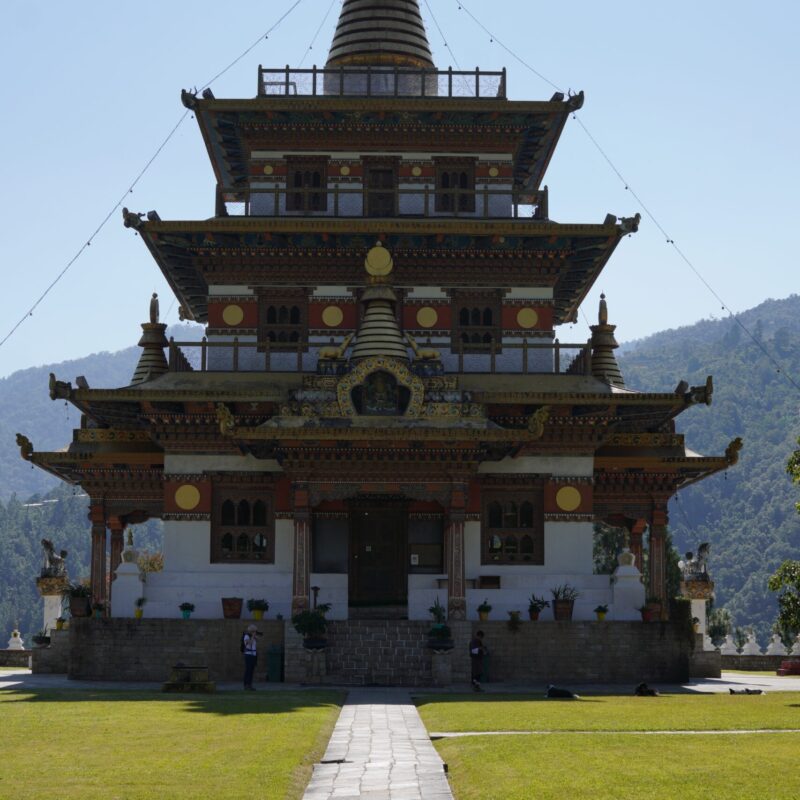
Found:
446,485 -> 467,620
648,504 -> 668,615
291,484 -> 311,616
89,500 -> 107,610
107,517 -> 126,615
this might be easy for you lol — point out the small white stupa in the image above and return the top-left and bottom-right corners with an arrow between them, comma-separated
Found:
765,634 -> 787,656
719,634 -> 738,655
7,627 -> 25,651
741,632 -> 762,656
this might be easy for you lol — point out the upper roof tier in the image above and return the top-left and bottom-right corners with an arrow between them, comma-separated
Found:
326,0 -> 435,69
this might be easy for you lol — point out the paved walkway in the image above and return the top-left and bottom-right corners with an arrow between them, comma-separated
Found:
303,688 -> 453,800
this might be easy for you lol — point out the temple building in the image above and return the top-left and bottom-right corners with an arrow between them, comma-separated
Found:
21,0 -> 738,682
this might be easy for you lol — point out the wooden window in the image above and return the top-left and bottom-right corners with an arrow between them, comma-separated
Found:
435,159 -> 475,213
451,290 -> 502,353
257,289 -> 309,352
212,487 -> 274,564
285,158 -> 328,212
364,160 -> 398,217
482,490 -> 543,565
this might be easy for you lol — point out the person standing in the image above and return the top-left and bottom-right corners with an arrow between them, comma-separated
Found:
243,624 -> 259,690
469,630 -> 487,692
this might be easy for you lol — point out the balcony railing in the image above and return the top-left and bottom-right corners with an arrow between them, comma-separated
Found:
258,65 -> 506,99
218,185 -> 548,220
167,337 -> 591,376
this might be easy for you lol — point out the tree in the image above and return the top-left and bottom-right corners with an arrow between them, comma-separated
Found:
767,561 -> 800,634
788,439 -> 800,514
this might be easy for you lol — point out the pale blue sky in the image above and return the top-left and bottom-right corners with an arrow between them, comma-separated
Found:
1,1 -> 797,378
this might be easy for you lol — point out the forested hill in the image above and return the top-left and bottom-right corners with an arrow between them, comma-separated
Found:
0,324 -> 202,501
619,294 -> 800,640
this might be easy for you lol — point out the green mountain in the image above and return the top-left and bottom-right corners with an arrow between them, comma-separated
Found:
619,294 -> 800,642
1,303 -> 799,646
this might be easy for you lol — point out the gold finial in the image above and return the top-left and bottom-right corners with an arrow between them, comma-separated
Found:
599,293 -> 608,325
150,293 -> 160,324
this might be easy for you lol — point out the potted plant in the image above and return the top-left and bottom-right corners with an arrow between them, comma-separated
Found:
221,597 -> 243,619
247,598 -> 269,621
477,598 -> 492,621
55,617 -> 66,631
32,630 -> 50,646
550,584 -> 579,621
92,601 -> 106,619
507,610 -> 522,632
179,601 -> 195,620
427,598 -> 453,650
64,582 -> 92,618
134,597 -> 146,619
292,602 -> 331,649
645,595 -> 663,620
594,604 -> 609,621
638,604 -> 653,623
692,616 -> 701,633
528,594 -> 550,621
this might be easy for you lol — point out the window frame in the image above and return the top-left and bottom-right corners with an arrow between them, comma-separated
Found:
481,489 -> 544,566
450,289 -> 502,353
257,288 -> 309,352
284,157 -> 329,212
434,158 -> 477,214
211,486 -> 275,564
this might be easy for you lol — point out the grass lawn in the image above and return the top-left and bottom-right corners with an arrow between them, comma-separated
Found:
420,693 -> 800,800
0,689 -> 343,800
417,691 -> 800,731
435,732 -> 800,800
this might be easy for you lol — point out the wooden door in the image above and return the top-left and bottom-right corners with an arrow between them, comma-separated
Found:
349,502 -> 407,605
365,165 -> 397,217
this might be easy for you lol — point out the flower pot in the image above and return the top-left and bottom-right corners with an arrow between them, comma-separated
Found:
55,619 -> 65,631
640,608 -> 653,623
134,608 -> 144,620
69,597 -> 91,618
222,597 -> 243,619
552,600 -> 574,621
181,610 -> 191,620
427,638 -> 454,651
528,609 -> 541,621
596,611 -> 607,622
302,636 -> 327,650
252,609 -> 264,621
478,611 -> 489,622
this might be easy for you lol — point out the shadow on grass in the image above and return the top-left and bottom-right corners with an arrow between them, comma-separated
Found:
0,687 -> 345,716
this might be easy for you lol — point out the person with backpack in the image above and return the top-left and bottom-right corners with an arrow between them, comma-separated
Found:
242,624 -> 260,690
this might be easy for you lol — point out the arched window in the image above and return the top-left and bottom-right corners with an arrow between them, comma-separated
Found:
289,306 -> 300,324
286,158 -> 328,212
488,501 -> 502,528
221,533 -> 234,553
237,500 -> 250,526
503,501 -> 518,528
483,308 -> 493,326
267,306 -> 277,324
504,535 -> 519,556
436,161 -> 475,213
483,491 -> 543,565
278,306 -> 289,324
471,308 -> 481,326
221,500 -> 235,526
252,534 -> 267,555
459,308 -> 470,326
236,533 -> 250,553
520,502 -> 534,528
214,491 -> 275,564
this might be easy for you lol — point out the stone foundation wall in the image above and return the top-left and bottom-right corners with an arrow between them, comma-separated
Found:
66,619 -> 285,682
721,654 -> 787,672
469,620 -> 693,684
31,630 -> 70,674
0,650 -> 32,668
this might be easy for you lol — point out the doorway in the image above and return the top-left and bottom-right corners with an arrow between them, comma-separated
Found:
349,499 -> 407,606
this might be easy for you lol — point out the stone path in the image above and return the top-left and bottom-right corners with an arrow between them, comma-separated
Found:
303,688 -> 453,800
